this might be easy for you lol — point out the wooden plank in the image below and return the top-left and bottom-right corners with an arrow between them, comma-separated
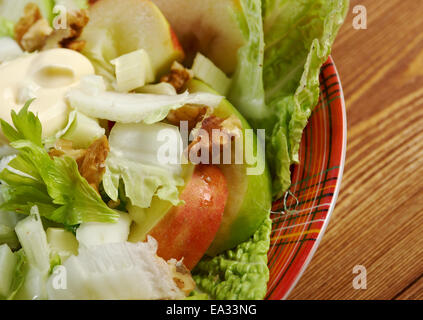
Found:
395,276 -> 423,300
288,0 -> 423,299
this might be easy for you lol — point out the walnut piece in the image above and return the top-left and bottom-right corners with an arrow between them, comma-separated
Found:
167,104 -> 208,131
14,3 -> 41,43
48,139 -> 87,162
188,114 -> 242,164
76,136 -> 110,192
49,136 -> 109,193
14,3 -> 52,52
43,10 -> 89,52
160,62 -> 193,93
20,19 -> 53,52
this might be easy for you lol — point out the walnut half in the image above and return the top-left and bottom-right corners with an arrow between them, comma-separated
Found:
160,62 -> 193,93
14,3 -> 52,52
76,136 -> 110,192
187,114 -> 242,165
49,136 -> 110,193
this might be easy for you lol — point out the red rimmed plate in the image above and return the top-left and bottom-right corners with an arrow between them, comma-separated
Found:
266,56 -> 346,300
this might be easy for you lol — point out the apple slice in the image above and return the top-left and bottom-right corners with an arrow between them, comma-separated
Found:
151,0 -> 246,74
142,165 -> 228,270
186,79 -> 272,256
80,0 -> 184,82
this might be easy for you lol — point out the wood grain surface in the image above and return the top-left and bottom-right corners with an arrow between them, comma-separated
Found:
288,0 -> 423,300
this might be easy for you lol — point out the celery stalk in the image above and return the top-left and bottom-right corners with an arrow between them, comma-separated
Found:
14,207 -> 50,274
192,53 -> 232,96
0,244 -> 17,297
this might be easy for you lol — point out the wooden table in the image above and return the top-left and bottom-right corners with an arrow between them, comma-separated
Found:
289,0 -> 423,300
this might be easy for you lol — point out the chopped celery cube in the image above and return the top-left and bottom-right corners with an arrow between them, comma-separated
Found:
111,49 -> 155,92
61,111 -> 105,148
192,53 -> 232,96
76,212 -> 131,247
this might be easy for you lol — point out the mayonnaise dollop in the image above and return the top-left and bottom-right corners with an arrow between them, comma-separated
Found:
0,48 -> 95,144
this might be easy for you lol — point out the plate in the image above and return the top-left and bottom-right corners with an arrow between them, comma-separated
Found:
266,56 -> 347,299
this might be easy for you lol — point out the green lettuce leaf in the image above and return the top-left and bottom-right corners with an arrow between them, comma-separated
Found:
0,102 -> 119,225
192,215 -> 271,300
228,0 -> 267,121
226,0 -> 347,198
66,75 -> 223,125
103,122 -> 185,208
262,0 -> 348,197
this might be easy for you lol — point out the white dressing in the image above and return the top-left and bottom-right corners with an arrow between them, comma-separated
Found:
0,48 -> 95,143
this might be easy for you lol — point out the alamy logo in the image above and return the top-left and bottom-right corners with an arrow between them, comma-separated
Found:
51,265 -> 67,290
352,265 -> 367,290
52,5 -> 67,30
352,5 -> 367,30
157,121 -> 266,176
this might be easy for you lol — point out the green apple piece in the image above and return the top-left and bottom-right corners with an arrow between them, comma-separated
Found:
128,198 -> 173,243
192,53 -> 232,96
152,0 -> 246,74
0,0 -> 54,24
80,0 -> 184,86
186,79 -> 272,256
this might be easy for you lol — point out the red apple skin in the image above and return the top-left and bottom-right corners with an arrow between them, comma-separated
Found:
169,26 -> 185,59
148,165 -> 228,270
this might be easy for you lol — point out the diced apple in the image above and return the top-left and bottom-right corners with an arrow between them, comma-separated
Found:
46,228 -> 79,262
152,0 -> 246,74
76,212 -> 132,247
146,165 -> 228,270
80,0 -> 184,82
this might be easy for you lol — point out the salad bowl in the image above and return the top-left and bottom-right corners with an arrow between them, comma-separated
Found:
266,57 -> 346,299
